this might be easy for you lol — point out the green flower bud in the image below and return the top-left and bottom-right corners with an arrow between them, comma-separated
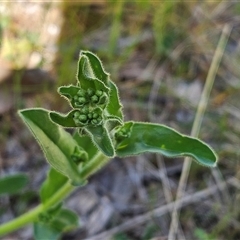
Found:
72,156 -> 79,163
91,95 -> 98,103
39,213 -> 52,223
96,90 -> 103,97
97,117 -> 102,122
81,106 -> 89,114
79,115 -> 88,122
93,113 -> 99,119
115,127 -> 130,139
87,88 -> 95,97
78,97 -> 87,104
74,118 -> 82,126
91,119 -> 99,125
74,95 -> 78,100
74,111 -> 80,117
88,113 -> 93,119
77,89 -> 86,97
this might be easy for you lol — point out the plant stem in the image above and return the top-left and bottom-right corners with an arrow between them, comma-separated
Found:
79,151 -> 110,179
0,181 -> 74,236
0,152 -> 109,237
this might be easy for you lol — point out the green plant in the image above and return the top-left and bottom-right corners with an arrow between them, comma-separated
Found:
0,51 -> 217,239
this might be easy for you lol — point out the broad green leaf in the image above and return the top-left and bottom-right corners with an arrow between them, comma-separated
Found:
115,122 -> 217,167
0,173 -> 28,195
77,55 -> 109,95
81,51 -> 109,85
73,131 -> 98,159
18,108 -> 87,185
85,125 -> 115,157
34,222 -> 60,240
49,208 -> 79,232
40,168 -> 68,204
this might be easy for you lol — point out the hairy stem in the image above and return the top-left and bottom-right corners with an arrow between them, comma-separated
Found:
0,152 -> 109,237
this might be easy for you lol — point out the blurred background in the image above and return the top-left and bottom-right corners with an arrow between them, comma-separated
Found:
0,1 -> 240,239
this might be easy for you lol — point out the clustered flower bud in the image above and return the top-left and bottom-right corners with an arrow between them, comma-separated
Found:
39,213 -> 53,223
73,107 -> 103,127
115,126 -> 130,140
71,147 -> 87,165
73,88 -> 107,107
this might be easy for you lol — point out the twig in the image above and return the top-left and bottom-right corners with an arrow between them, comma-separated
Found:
168,24 -> 232,240
84,177 -> 235,240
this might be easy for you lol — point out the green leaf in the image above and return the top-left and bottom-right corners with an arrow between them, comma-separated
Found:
73,131 -> 98,160
107,81 -> 123,121
81,51 -> 109,85
34,222 -> 61,240
18,108 -> 87,186
49,208 -> 79,232
80,51 -> 123,121
58,85 -> 80,99
77,55 -> 109,95
0,173 -> 28,195
58,85 -> 81,108
34,208 -> 78,240
115,122 -> 217,167
85,125 -> 115,157
49,110 -> 78,128
40,168 -> 68,204
38,203 -> 62,224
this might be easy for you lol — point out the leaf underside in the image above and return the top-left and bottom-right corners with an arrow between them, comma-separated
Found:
18,108 -> 86,186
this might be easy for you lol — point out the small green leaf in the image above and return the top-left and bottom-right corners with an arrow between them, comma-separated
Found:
85,125 -> 115,157
105,114 -> 123,132
0,174 -> 28,195
77,55 -> 110,95
40,168 -> 68,204
49,208 -> 79,232
34,208 -> 78,240
18,108 -> 86,185
80,51 -> 123,121
58,85 -> 80,100
115,122 -> 217,167
34,222 -> 60,240
49,110 -> 78,128
107,81 -> 123,121
58,85 -> 82,108
81,51 -> 109,85
38,203 -> 62,224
